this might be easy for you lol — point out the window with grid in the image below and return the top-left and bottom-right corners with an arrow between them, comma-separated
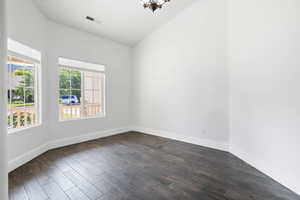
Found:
7,55 -> 40,131
58,58 -> 105,121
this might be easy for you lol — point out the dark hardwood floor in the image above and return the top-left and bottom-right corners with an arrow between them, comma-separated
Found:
9,132 -> 299,200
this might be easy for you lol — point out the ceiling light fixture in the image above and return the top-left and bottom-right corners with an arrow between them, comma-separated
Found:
141,0 -> 171,12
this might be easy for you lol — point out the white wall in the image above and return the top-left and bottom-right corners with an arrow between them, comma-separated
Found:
229,0 -> 300,194
132,0 -> 229,151
7,0 -> 132,170
0,0 -> 8,198
7,0 -> 48,163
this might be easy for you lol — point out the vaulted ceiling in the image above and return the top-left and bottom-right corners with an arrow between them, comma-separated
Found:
33,0 -> 197,46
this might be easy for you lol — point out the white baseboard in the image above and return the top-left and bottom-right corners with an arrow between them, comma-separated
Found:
49,127 -> 131,149
8,127 -> 131,172
8,143 -> 49,173
230,145 -> 300,196
132,127 -> 229,152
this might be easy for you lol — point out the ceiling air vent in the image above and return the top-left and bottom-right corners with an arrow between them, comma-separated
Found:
86,16 -> 102,24
86,16 -> 94,21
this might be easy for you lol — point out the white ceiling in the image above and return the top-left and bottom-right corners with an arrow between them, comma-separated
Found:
33,0 -> 197,46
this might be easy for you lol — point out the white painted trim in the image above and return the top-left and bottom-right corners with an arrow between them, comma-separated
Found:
8,38 -> 41,62
230,145 -> 300,196
8,126 -> 228,172
49,127 -> 130,149
8,143 -> 49,173
132,127 -> 229,152
59,57 -> 105,72
8,127 -> 131,172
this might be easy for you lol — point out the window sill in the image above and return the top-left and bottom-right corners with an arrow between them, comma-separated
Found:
8,123 -> 42,135
59,114 -> 106,123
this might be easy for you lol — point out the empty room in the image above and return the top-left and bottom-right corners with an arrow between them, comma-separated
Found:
0,0 -> 299,199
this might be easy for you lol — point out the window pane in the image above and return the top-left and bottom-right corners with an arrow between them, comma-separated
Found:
25,106 -> 36,126
94,73 -> 102,90
70,69 -> 81,89
93,90 -> 102,114
58,59 -> 105,120
59,89 -> 71,105
94,90 -> 101,104
84,88 -> 102,117
59,89 -> 70,120
84,74 -> 93,90
11,89 -> 25,106
71,90 -> 81,104
7,47 -> 40,130
25,88 -> 34,105
59,67 -> 71,89
59,89 -> 81,120
24,67 -> 34,87
7,63 -> 12,88
12,65 -> 25,92
83,71 -> 103,117
84,71 -> 102,90
84,90 -> 93,104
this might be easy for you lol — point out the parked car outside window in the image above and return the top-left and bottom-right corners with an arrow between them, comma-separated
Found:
60,95 -> 79,105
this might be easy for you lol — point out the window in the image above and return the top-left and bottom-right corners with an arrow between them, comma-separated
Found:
7,39 -> 41,131
58,58 -> 105,121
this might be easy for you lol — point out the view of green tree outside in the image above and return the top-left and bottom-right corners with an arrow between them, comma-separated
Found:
10,67 -> 34,106
59,67 -> 82,104
7,56 -> 38,129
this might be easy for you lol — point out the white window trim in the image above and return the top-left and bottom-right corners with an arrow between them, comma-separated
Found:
7,39 -> 42,134
58,58 -> 106,122
59,57 -> 105,72
8,38 -> 41,61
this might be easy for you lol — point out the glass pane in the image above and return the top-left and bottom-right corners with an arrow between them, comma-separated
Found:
24,67 -> 34,87
25,105 -> 36,126
7,55 -> 39,130
93,90 -> 102,114
59,67 -> 71,89
84,71 -> 102,90
11,89 -> 25,107
70,69 -> 81,89
59,89 -> 71,105
18,109 -> 27,128
93,72 -> 102,91
7,108 -> 13,129
83,89 -> 102,117
82,71 -> 103,117
84,74 -> 93,90
7,62 -> 12,88
94,90 -> 101,104
59,89 -> 82,120
71,90 -> 81,105
7,62 -> 12,128
12,66 -> 25,89
25,88 -> 34,105
59,89 -> 70,120
84,90 -> 93,104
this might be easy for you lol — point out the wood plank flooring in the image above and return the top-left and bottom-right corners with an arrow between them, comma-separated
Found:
9,132 -> 300,200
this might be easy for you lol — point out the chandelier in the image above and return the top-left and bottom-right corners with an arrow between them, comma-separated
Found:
141,0 -> 171,12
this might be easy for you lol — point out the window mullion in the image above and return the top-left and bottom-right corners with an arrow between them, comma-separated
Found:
23,67 -> 26,127
34,63 -> 38,124
81,70 -> 85,118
